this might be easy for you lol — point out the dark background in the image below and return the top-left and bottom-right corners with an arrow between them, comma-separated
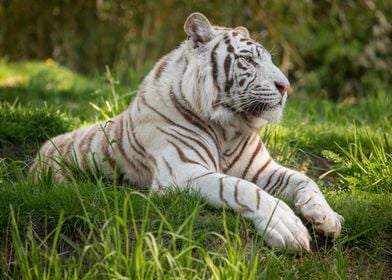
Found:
0,0 -> 391,100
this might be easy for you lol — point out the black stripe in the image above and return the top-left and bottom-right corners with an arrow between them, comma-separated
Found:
251,158 -> 272,183
224,133 -> 257,172
223,54 -> 233,93
179,79 -> 193,109
123,116 -> 145,158
169,88 -> 220,151
224,54 -> 231,80
239,49 -> 252,54
294,180 -> 310,197
159,128 -> 210,167
224,135 -> 248,157
128,114 -> 157,167
219,177 -> 230,207
168,140 -> 205,168
119,122 -> 150,173
273,172 -> 295,195
79,127 -> 97,156
171,128 -> 218,171
242,140 -> 263,178
63,134 -> 75,159
162,156 -> 174,177
191,171 -> 216,181
220,126 -> 227,142
256,188 -> 261,210
237,61 -> 247,70
261,167 -> 282,190
234,179 -> 253,212
141,95 -> 205,139
266,170 -> 288,193
155,56 -> 168,80
80,128 -> 98,170
210,42 -> 220,91
212,95 -> 221,110
243,74 -> 257,92
127,115 -> 146,153
178,58 -> 193,108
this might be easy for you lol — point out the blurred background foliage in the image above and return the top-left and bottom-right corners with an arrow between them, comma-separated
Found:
0,0 -> 391,100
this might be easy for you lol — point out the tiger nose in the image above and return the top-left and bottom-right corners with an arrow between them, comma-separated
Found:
274,81 -> 289,96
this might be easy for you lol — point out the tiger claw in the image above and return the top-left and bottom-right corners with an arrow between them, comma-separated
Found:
302,206 -> 343,238
312,212 -> 342,238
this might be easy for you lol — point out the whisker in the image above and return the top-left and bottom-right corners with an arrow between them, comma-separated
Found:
215,94 -> 278,106
217,94 -> 274,102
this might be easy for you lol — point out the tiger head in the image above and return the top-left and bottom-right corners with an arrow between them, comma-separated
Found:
184,13 -> 290,127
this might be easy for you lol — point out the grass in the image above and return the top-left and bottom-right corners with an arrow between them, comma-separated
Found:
0,59 -> 139,121
0,60 -> 391,279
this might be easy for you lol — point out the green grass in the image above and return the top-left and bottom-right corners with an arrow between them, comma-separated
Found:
0,104 -> 75,160
0,60 -> 138,121
0,61 -> 391,279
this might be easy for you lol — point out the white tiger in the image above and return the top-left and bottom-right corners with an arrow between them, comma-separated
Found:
31,13 -> 343,251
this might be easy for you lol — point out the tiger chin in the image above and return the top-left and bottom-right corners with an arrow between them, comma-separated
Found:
30,12 -> 343,252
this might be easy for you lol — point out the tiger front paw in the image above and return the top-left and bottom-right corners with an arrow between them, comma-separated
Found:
295,185 -> 343,238
254,198 -> 311,252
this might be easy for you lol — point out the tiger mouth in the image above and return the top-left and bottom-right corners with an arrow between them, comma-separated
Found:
242,100 -> 282,117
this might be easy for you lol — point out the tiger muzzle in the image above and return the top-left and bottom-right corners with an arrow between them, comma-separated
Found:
242,100 -> 282,117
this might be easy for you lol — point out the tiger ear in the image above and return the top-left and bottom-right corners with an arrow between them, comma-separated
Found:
235,26 -> 250,38
184,12 -> 213,48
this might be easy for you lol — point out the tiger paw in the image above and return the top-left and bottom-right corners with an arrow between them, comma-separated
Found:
307,211 -> 343,238
254,198 -> 311,251
295,185 -> 343,238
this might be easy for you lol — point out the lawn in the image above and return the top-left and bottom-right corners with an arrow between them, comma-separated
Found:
0,61 -> 391,279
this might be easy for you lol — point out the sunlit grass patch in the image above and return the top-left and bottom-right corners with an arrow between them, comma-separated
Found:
0,60 -> 116,120
0,59 -> 96,92
0,103 -> 75,161
323,130 -> 392,193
